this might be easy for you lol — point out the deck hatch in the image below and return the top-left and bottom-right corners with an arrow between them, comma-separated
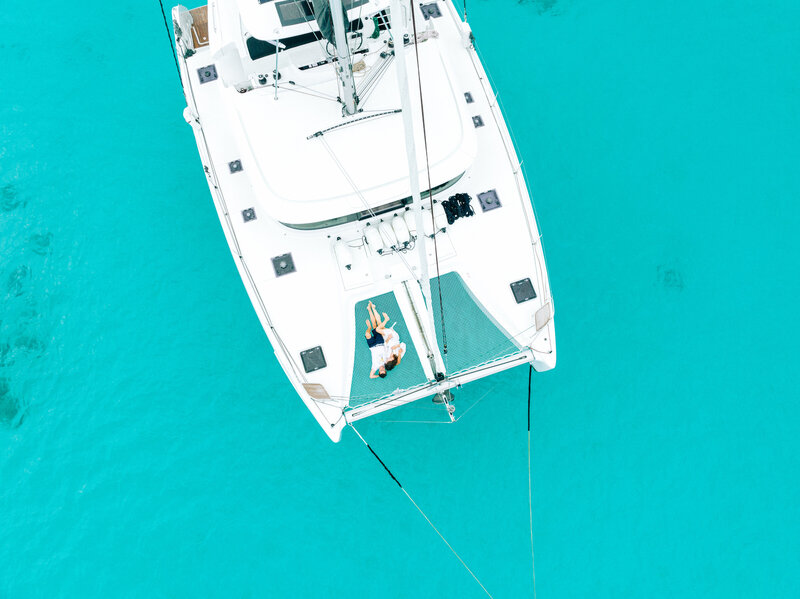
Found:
229,160 -> 243,173
301,346 -> 327,373
421,3 -> 442,19
511,278 -> 537,304
472,115 -> 484,128
477,189 -> 501,212
242,208 -> 256,222
272,253 -> 296,277
197,64 -> 218,84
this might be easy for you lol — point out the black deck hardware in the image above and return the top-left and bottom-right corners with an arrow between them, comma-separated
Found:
272,253 -> 296,277
197,64 -> 218,84
441,193 -> 475,225
420,2 -> 442,19
229,160 -> 243,173
472,115 -> 484,128
511,278 -> 537,304
242,208 -> 256,222
301,346 -> 327,373
464,92 -> 474,104
477,189 -> 502,212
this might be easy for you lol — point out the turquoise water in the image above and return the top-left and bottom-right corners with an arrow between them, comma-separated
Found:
2,0 -> 799,596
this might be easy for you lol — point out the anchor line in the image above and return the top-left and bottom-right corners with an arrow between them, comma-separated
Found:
158,0 -> 184,92
528,365 -> 538,599
349,423 -> 494,598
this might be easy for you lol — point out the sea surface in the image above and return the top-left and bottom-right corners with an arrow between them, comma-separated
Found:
2,1 -> 799,597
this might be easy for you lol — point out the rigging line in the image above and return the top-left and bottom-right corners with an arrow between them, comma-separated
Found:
277,84 -> 340,103
349,423 -> 494,598
294,0 -> 332,60
528,365 -> 538,599
409,1 -> 447,355
377,383 -> 498,424
158,0 -> 184,92
317,137 -> 430,296
357,51 -> 395,105
454,382 -> 497,422
375,419 -> 452,424
285,79 -> 339,100
308,109 -> 401,138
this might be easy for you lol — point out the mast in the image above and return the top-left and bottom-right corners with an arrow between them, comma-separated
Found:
329,0 -> 358,115
389,0 -> 445,378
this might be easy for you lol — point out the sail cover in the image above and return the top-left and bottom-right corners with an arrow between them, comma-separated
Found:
310,0 -> 339,43
310,0 -> 368,43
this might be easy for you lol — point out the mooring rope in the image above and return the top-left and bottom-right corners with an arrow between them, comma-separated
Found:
157,0 -> 184,92
528,365 -> 538,599
349,423 -> 493,598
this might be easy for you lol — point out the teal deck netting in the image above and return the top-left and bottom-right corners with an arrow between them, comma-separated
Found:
349,274 -> 526,408
350,291 -> 427,405
431,272 -> 521,375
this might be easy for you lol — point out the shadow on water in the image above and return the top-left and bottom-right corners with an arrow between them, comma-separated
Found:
518,0 -> 563,16
29,232 -> 53,256
0,377 -> 25,428
7,265 -> 31,297
0,227 -> 54,428
1,183 -> 26,211
657,264 -> 685,291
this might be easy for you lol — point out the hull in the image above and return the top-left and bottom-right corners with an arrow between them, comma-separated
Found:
174,0 -> 556,441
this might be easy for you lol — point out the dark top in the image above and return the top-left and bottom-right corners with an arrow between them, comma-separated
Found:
366,329 -> 384,348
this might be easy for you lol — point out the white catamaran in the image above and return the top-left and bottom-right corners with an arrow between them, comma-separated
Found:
171,0 -> 556,441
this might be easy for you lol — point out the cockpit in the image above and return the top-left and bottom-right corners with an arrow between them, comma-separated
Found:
174,0 -> 393,93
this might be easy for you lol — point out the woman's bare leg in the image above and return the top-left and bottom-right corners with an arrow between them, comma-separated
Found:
367,304 -> 380,329
368,302 -> 381,328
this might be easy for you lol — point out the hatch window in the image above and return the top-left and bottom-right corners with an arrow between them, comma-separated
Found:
281,172 -> 466,230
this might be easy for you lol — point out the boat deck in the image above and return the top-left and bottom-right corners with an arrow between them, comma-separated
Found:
350,292 -> 427,404
189,6 -> 209,49
175,0 -> 556,439
348,273 -> 519,407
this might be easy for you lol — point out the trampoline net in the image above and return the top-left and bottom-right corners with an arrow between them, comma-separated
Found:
347,273 -> 531,411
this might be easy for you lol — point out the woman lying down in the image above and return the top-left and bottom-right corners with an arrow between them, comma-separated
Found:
364,300 -> 406,379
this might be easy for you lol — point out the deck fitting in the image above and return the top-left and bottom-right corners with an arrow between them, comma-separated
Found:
511,278 -> 537,304
472,115 -> 484,128
242,208 -> 256,222
229,160 -> 243,173
421,3 -> 442,19
477,189 -> 501,212
301,346 -> 327,373
464,92 -> 474,104
197,64 -> 218,84
272,253 -> 296,277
